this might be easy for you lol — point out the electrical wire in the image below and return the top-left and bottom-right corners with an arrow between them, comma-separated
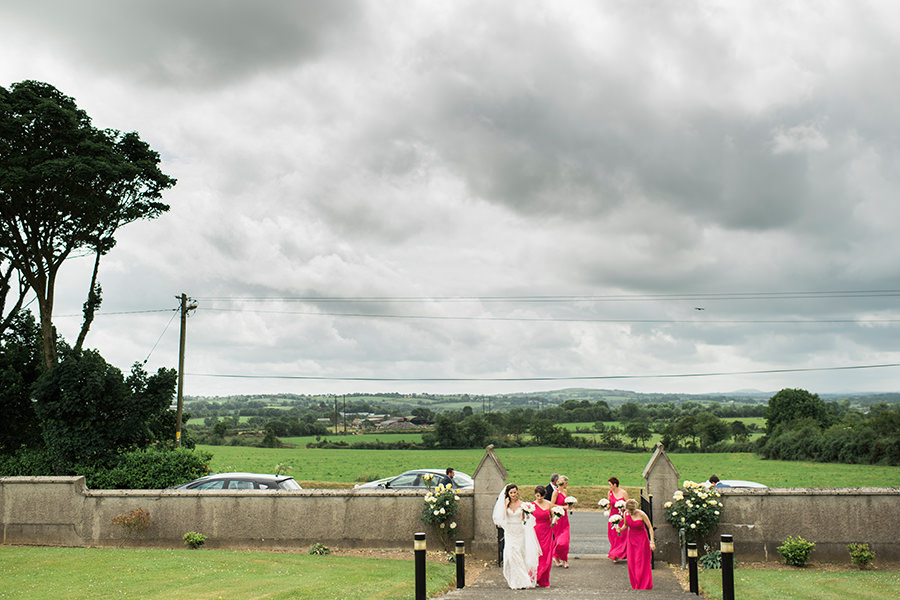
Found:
186,362 -> 900,382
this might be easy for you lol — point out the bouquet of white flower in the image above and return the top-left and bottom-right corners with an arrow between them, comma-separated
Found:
598,497 -> 610,511
615,499 -> 626,511
520,501 -> 536,524
550,505 -> 566,526
608,513 -> 623,535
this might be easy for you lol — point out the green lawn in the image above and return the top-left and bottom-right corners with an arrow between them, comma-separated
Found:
196,445 -> 900,490
0,546 -> 455,600
699,567 -> 900,599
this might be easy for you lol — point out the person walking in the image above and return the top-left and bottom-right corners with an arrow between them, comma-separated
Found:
491,484 -> 540,589
617,498 -> 655,589
551,475 -> 571,568
606,477 -> 628,562
532,486 -> 554,588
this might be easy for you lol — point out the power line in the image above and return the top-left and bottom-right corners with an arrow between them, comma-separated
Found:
198,306 -> 900,325
194,289 -> 900,303
185,362 -> 900,382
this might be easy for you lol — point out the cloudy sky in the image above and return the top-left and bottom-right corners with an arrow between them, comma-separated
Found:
3,1 -> 900,398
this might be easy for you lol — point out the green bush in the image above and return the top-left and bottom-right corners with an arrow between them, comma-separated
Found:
77,447 -> 212,489
777,536 -> 815,566
308,542 -> 331,555
183,531 -> 206,549
699,547 -> 722,569
847,543 -> 875,569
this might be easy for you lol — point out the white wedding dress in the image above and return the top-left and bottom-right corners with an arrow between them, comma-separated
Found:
499,506 -> 541,589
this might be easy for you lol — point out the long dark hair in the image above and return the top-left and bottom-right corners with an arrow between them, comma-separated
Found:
504,483 -> 518,504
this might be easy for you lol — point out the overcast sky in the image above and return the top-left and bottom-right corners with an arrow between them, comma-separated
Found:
3,1 -> 900,399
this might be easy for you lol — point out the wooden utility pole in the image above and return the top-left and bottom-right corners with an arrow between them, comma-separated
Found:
175,293 -> 198,446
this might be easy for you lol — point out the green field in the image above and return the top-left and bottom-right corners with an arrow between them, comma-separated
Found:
198,445 -> 900,490
0,546 -> 454,600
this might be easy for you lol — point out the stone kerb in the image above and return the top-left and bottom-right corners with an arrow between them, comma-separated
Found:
471,444 -> 507,559
641,443 -> 680,562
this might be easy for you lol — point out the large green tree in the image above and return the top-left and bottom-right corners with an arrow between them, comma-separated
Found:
0,80 -> 175,369
765,388 -> 833,434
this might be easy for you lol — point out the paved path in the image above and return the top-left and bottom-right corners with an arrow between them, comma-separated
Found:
436,513 -> 693,599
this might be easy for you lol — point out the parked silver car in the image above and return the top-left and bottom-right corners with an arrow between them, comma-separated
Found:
355,469 -> 473,489
175,472 -> 302,490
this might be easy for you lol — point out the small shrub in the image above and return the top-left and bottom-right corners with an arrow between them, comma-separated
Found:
308,542 -> 331,555
699,547 -> 722,569
111,507 -> 154,534
777,536 -> 815,566
848,543 -> 875,569
183,531 -> 206,549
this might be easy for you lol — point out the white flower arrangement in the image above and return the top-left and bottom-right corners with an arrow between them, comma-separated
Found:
550,505 -> 566,526
609,513 -> 623,536
598,498 -> 610,510
564,496 -> 577,505
520,501 -> 536,524
615,499 -> 626,510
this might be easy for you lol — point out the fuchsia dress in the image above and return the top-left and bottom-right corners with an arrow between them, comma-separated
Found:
624,512 -> 653,589
532,503 -> 554,587
607,491 -> 628,561
553,491 -> 570,563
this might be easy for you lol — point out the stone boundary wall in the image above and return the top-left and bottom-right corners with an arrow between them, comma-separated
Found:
715,487 -> 900,562
653,487 -> 900,563
0,476 -> 475,552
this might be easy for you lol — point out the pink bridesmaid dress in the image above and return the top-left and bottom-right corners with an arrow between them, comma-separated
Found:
553,491 -> 570,564
607,491 -> 627,561
624,512 -> 653,589
533,503 -> 554,587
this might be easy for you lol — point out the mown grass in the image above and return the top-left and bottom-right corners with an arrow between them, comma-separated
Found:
197,445 -> 900,491
698,567 -> 900,599
0,546 -> 455,600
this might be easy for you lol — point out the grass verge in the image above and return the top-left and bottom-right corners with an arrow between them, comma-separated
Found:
698,567 -> 900,599
0,546 -> 456,600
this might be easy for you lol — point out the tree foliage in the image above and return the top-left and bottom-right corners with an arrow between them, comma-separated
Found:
0,80 -> 175,368
32,349 -> 177,468
765,388 -> 833,434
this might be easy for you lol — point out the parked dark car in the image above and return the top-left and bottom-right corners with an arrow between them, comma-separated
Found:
355,469 -> 473,489
174,473 -> 302,490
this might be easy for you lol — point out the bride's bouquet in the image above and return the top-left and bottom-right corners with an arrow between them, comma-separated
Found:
520,502 -> 536,524
550,505 -> 566,526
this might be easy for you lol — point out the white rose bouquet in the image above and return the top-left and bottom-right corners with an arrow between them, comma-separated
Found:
608,513 -> 623,535
520,501 -> 536,524
550,505 -> 566,526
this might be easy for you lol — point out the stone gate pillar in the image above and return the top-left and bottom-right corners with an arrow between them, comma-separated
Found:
471,444 -> 507,559
642,442 -> 680,562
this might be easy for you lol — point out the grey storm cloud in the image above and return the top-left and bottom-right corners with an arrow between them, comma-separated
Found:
4,1 -> 900,397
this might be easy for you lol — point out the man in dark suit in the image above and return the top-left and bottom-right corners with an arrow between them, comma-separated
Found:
543,473 -> 559,500
439,467 -> 456,487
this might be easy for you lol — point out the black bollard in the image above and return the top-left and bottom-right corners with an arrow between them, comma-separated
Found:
721,534 -> 734,600
415,532 -> 426,600
687,542 -> 699,595
455,540 -> 466,589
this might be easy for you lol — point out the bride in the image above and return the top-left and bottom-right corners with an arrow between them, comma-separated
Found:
492,483 -> 541,589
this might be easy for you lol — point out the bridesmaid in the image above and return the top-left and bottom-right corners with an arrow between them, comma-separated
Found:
550,475 -> 571,568
607,477 -> 628,562
618,498 -> 655,589
532,486 -> 554,588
